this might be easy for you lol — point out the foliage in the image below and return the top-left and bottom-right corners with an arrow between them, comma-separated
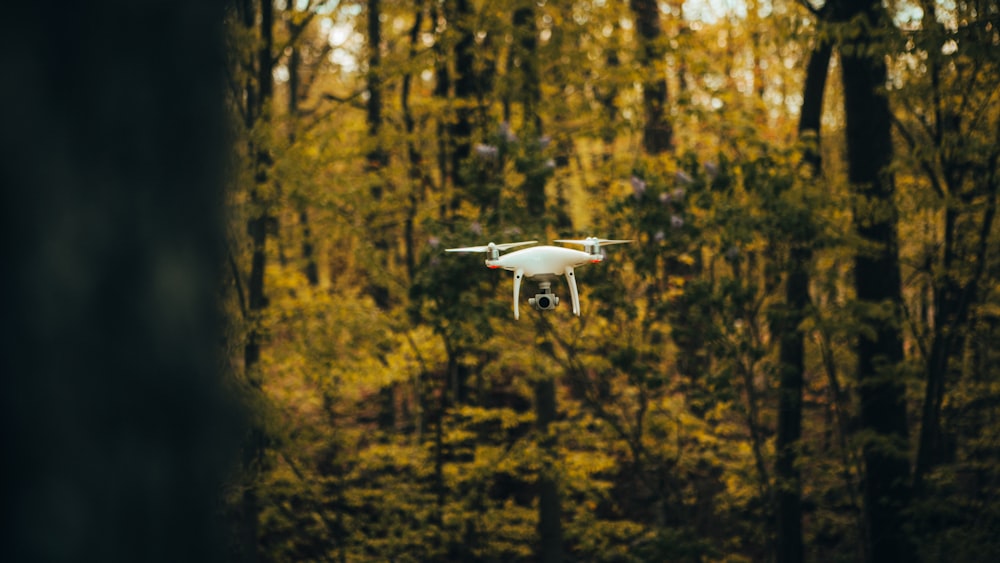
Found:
222,0 -> 1000,561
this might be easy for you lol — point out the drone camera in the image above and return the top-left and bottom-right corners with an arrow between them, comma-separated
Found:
529,294 -> 560,310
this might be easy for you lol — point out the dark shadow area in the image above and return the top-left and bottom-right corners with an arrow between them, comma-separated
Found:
0,2 -> 244,561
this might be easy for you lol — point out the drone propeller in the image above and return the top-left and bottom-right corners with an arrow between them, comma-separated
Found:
554,237 -> 632,256
444,240 -> 537,253
552,238 -> 632,246
445,240 -> 537,260
554,237 -> 632,247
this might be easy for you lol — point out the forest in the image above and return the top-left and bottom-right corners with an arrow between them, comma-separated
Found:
222,0 -> 1000,561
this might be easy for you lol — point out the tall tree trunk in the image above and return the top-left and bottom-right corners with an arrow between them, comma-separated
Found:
1,2 -> 241,561
366,0 -> 392,310
535,366 -> 564,563
364,0 -> 398,431
629,0 -> 673,154
596,36 -> 620,162
513,4 -> 547,217
775,37 -> 832,563
402,0 -> 428,287
449,0 -> 475,214
838,1 -> 914,559
240,0 -> 275,560
512,3 -> 563,558
285,1 -> 320,287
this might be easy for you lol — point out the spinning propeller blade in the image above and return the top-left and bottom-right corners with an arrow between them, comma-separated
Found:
444,240 -> 537,253
553,237 -> 632,247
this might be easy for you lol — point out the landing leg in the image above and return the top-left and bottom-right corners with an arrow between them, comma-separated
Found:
564,266 -> 580,315
512,268 -> 524,320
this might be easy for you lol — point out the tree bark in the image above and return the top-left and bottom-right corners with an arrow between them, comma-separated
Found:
365,0 -> 393,310
629,0 -> 673,154
513,5 -> 563,557
240,0 -> 275,560
450,0 -> 475,203
774,38 -> 832,563
535,374 -> 564,563
285,1 -> 320,287
0,2 -> 241,561
838,1 -> 915,559
513,4 -> 547,217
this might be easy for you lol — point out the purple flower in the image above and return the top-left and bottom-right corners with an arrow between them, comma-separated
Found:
659,192 -> 671,204
470,222 -> 483,235
428,236 -> 441,248
675,170 -> 694,186
500,122 -> 517,143
630,175 -> 647,198
654,230 -> 665,242
670,215 -> 684,229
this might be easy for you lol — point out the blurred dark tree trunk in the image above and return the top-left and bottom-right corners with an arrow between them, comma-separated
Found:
535,375 -> 562,563
401,1 -> 427,284
838,0 -> 915,560
239,0 -> 275,560
366,0 -> 392,311
450,0 -> 475,212
512,3 -> 563,559
514,3 -> 547,218
363,0 -> 399,431
0,2 -> 243,562
774,36 -> 832,563
285,1 -> 320,287
629,0 -> 673,154
596,36 -> 620,162
431,1 -> 450,219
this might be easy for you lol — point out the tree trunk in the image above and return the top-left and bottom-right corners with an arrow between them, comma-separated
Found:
0,2 -> 241,561
774,252 -> 809,563
629,0 -> 673,154
366,0 -> 392,311
449,0 -> 475,211
401,0 -> 427,287
285,1 -> 320,287
513,4 -> 547,217
535,374 -> 564,563
513,5 -> 563,557
838,1 -> 914,559
240,0 -> 275,560
774,39 -> 832,563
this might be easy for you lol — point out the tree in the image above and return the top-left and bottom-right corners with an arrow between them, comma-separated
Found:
0,2 -> 242,561
629,0 -> 673,154
229,0 -> 278,559
896,0 -> 1000,489
837,0 -> 915,559
774,13 -> 834,562
219,0 -> 1000,560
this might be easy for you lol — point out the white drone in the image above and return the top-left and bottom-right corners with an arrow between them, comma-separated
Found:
445,237 -> 631,319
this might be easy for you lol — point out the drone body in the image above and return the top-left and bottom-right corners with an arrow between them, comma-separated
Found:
445,237 -> 630,319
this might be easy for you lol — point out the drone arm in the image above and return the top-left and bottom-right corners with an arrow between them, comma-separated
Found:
512,268 -> 524,320
564,266 -> 580,316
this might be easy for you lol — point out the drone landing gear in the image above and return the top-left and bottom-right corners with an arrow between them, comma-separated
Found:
529,282 -> 560,311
